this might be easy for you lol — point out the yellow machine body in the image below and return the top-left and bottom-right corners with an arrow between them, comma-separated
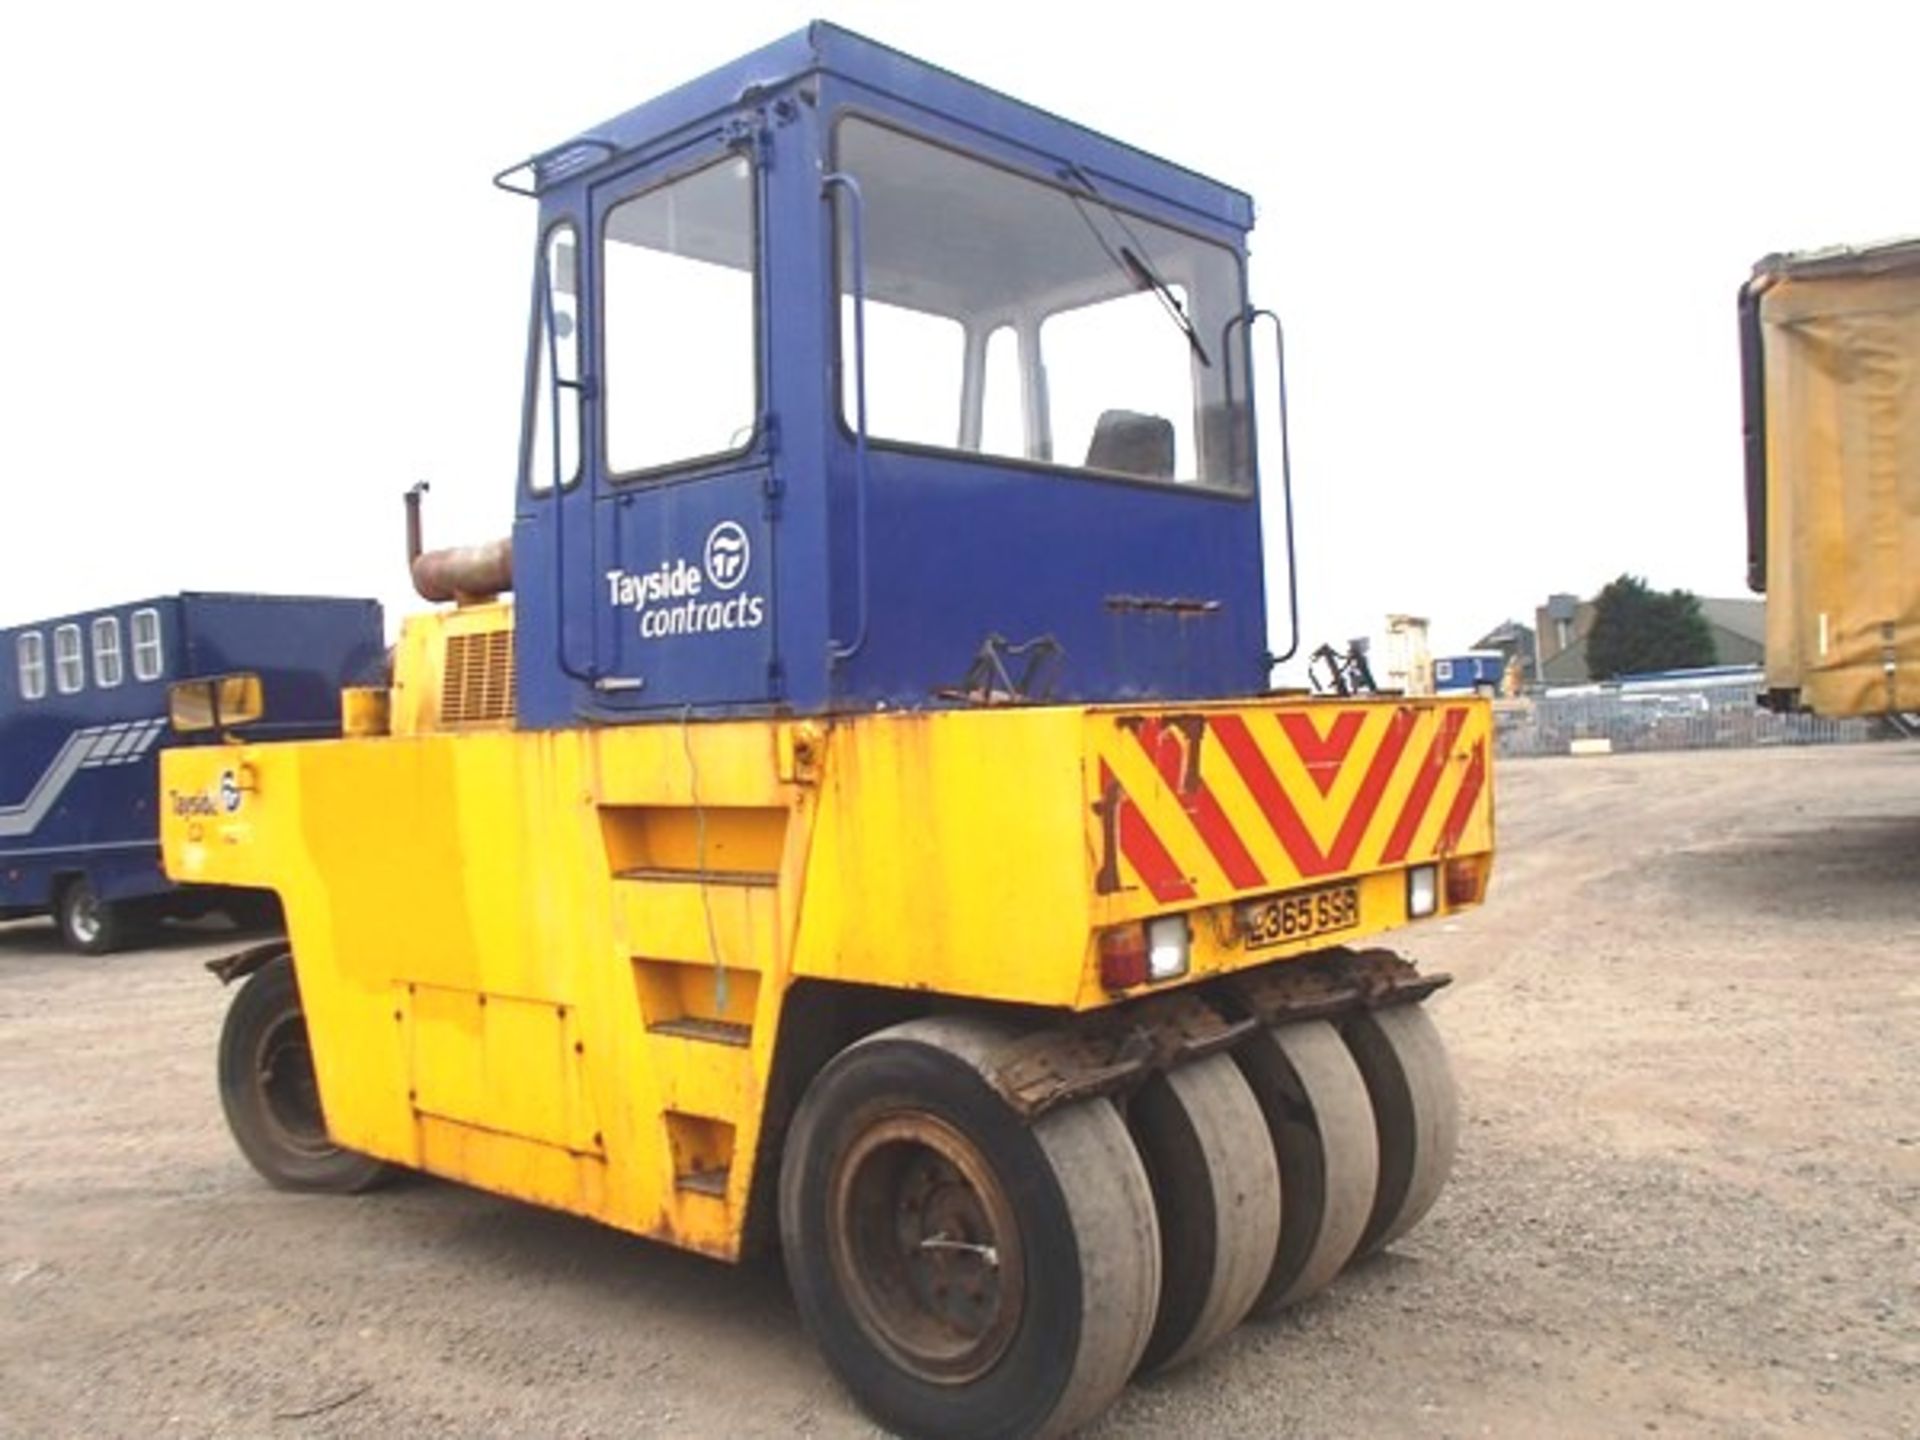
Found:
162,609 -> 1492,1261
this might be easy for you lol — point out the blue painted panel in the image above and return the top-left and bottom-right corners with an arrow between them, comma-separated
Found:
823,449 -> 1264,705
179,594 -> 386,737
593,466 -> 777,710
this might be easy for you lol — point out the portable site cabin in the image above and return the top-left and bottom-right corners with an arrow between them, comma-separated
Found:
1,593 -> 383,951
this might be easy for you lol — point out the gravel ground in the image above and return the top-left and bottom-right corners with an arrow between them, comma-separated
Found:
1,743 -> 1916,1438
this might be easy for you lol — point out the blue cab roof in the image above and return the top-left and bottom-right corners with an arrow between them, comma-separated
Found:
521,21 -> 1254,234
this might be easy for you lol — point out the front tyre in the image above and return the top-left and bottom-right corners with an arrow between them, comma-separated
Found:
217,953 -> 392,1193
55,876 -> 129,955
780,1017 -> 1160,1440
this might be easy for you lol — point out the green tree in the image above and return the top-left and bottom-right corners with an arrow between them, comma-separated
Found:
1584,574 -> 1717,680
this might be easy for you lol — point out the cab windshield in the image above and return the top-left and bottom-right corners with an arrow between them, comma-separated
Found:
834,117 -> 1253,491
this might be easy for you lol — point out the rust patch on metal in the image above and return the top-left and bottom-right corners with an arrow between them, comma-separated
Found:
984,993 -> 1256,1121
1104,595 -> 1223,615
1224,946 -> 1450,1027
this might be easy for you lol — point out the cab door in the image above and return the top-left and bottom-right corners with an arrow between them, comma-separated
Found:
575,136 -> 777,711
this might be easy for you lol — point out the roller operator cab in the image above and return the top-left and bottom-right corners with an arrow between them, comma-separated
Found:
163,26 -> 1494,1440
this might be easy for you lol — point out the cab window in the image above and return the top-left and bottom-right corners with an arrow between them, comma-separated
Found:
526,223 -> 581,493
832,117 -> 1252,489
602,156 -> 756,477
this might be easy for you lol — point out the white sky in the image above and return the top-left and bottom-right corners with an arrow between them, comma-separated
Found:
4,0 -> 1914,673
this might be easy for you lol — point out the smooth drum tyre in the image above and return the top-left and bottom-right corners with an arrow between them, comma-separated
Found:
1126,1053 -> 1282,1373
780,1017 -> 1161,1440
56,876 -> 129,956
1343,1003 -> 1459,1258
217,953 -> 392,1193
1233,1019 -> 1380,1313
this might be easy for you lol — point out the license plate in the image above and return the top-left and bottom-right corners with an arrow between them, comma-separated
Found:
1239,883 -> 1360,950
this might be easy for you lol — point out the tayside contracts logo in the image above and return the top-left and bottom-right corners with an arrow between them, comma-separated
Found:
606,521 -> 766,640
169,769 -> 243,818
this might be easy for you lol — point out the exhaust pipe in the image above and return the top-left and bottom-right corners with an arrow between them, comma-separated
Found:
405,482 -> 512,603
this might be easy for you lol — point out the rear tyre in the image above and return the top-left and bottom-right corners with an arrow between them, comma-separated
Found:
55,876 -> 128,955
780,1017 -> 1160,1440
1343,1004 -> 1459,1258
217,953 -> 393,1193
1234,1019 -> 1379,1314
1126,1053 -> 1282,1373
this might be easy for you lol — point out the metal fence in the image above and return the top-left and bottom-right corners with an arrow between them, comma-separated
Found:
1493,680 -> 1879,759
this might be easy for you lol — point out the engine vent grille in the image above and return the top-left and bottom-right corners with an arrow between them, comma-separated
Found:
441,629 -> 514,726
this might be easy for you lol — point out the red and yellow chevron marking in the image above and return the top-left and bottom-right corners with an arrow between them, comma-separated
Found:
1089,699 -> 1492,908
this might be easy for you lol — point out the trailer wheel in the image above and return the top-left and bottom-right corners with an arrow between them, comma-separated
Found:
1344,1003 -> 1459,1258
55,876 -> 128,955
780,1017 -> 1160,1440
217,954 -> 392,1193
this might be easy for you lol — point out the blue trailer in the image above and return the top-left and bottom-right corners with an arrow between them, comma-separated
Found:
2,593 -> 383,951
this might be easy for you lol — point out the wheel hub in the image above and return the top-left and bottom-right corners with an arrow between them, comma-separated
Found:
830,1113 -> 1024,1385
255,1013 -> 332,1157
68,892 -> 101,944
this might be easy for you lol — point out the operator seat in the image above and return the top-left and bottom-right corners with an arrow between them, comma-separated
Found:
1085,409 -> 1175,480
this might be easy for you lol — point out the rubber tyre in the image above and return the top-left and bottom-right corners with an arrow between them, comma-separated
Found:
780,1017 -> 1160,1440
1343,1004 -> 1459,1258
1126,1053 -> 1282,1373
1234,1019 -> 1380,1314
217,954 -> 393,1193
56,876 -> 129,955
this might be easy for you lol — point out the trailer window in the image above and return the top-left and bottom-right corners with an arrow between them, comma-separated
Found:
602,156 -> 756,478
91,618 -> 122,691
53,624 -> 84,694
131,608 -> 164,681
91,617 -> 124,688
831,117 -> 1253,490
15,631 -> 46,700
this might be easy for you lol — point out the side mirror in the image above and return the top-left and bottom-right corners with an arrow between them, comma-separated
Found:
169,673 -> 265,734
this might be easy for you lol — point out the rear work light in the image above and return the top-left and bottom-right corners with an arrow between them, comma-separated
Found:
1406,864 -> 1439,919
1099,914 -> 1191,991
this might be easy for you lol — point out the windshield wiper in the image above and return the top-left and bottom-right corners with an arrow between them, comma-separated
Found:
1061,163 -> 1211,368
1118,245 -> 1210,368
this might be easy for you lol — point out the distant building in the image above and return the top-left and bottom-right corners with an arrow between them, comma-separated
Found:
1694,598 -> 1767,667
1471,619 -> 1537,686
1533,591 -> 1764,684
1535,593 -> 1590,684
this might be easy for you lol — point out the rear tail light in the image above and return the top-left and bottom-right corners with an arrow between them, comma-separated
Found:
1098,926 -> 1149,991
1445,855 -> 1489,907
